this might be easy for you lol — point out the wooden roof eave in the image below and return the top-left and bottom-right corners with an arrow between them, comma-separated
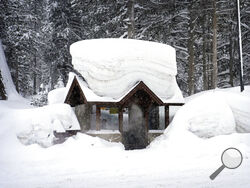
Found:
65,78 -> 185,108
88,101 -> 119,107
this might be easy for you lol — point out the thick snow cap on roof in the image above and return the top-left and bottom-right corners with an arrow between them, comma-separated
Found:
70,38 -> 183,103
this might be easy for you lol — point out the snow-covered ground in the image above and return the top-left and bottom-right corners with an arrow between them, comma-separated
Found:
0,86 -> 250,188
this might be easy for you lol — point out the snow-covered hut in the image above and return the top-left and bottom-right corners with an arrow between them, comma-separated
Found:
64,39 -> 184,149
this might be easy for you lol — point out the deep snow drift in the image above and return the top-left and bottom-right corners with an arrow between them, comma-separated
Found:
0,86 -> 250,187
70,39 -> 183,102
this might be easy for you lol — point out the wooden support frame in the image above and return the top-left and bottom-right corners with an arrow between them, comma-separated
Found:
96,105 -> 101,131
65,77 -> 185,134
118,107 -> 123,133
165,105 -> 169,129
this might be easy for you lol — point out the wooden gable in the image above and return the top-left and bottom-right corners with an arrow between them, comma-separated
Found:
64,76 -> 87,107
118,81 -> 163,107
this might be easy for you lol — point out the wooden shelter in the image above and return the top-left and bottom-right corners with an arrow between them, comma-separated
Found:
64,76 -> 184,149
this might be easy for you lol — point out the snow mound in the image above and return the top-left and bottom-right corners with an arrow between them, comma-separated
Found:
70,38 -> 183,102
170,92 -> 236,138
222,88 -> 250,132
48,87 -> 66,104
183,87 -> 250,134
164,86 -> 250,141
187,92 -> 236,138
150,87 -> 250,153
16,104 -> 80,147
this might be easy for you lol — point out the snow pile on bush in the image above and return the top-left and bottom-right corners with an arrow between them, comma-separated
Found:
16,104 -> 80,147
70,38 -> 183,102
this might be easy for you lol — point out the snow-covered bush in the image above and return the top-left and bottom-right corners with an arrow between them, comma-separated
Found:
30,92 -> 48,107
17,124 -> 54,148
16,104 -> 80,147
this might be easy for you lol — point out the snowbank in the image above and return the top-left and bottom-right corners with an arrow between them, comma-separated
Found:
182,87 -> 250,136
174,91 -> 236,138
150,87 -> 250,167
164,87 -> 250,141
70,39 -> 183,102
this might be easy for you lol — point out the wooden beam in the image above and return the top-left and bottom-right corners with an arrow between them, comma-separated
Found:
163,103 -> 184,106
96,105 -> 101,131
118,108 -> 123,133
165,105 -> 169,129
88,101 -> 119,107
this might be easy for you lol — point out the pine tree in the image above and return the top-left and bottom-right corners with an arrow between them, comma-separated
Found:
1,0 -> 250,99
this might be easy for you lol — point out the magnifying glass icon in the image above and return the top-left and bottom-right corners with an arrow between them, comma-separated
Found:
210,147 -> 243,180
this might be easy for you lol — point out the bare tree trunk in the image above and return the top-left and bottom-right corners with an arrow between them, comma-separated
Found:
212,0 -> 218,89
33,2 -> 37,95
236,0 -> 244,92
33,55 -> 37,95
15,53 -> 19,93
202,37 -> 208,90
188,3 -> 195,95
127,0 -> 135,39
229,35 -> 234,87
15,15 -> 20,93
202,1 -> 208,90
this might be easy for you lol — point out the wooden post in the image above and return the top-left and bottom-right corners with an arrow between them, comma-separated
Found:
145,107 -> 149,132
96,105 -> 101,131
165,105 -> 169,129
145,102 -> 153,132
118,107 -> 123,133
